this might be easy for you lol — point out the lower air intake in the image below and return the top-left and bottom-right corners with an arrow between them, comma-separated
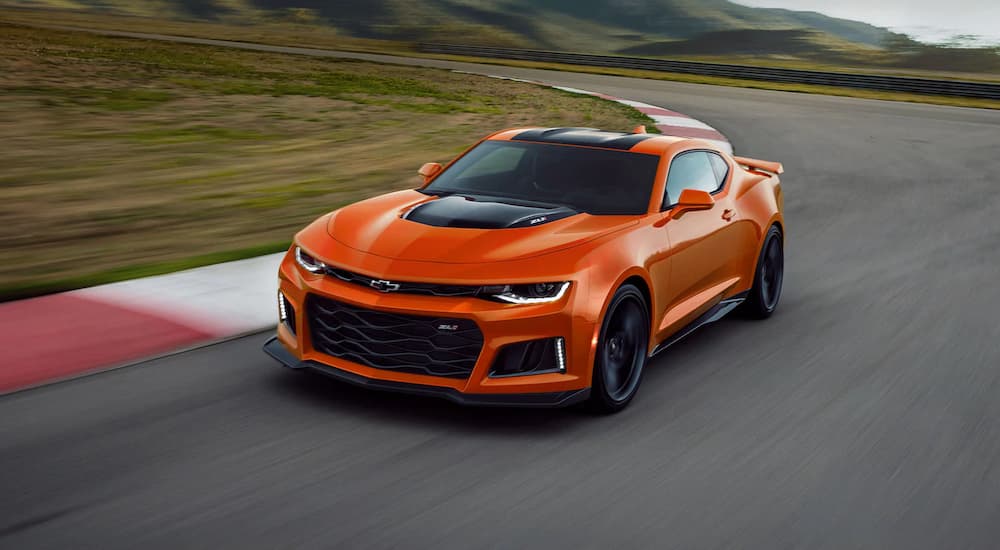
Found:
306,294 -> 483,379
489,338 -> 565,377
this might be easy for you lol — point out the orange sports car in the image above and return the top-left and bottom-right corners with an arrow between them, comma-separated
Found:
264,127 -> 784,412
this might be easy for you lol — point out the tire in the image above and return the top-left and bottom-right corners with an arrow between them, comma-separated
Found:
742,225 -> 784,319
587,284 -> 650,414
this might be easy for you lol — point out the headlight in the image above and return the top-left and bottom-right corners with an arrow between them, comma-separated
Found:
479,282 -> 570,304
295,246 -> 327,274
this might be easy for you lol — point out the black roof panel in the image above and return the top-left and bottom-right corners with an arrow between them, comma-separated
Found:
511,128 -> 654,151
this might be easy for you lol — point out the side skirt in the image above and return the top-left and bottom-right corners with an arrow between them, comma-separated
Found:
649,291 -> 748,358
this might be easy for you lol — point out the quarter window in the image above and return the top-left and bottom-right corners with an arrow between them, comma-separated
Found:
663,151 -> 719,208
708,152 -> 730,188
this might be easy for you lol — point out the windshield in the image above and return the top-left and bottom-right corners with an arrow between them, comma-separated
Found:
422,141 -> 660,215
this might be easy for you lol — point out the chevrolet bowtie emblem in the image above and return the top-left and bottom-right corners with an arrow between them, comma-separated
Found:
369,279 -> 400,292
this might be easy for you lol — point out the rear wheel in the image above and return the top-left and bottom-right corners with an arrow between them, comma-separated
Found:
743,225 -> 784,319
587,284 -> 650,414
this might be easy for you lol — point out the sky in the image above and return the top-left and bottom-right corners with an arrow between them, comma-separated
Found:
734,0 -> 1000,46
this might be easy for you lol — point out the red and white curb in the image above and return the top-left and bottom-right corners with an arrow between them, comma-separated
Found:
0,83 -> 733,394
456,72 -> 733,154
0,253 -> 284,393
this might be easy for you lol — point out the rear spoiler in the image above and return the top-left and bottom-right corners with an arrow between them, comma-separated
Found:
734,156 -> 784,175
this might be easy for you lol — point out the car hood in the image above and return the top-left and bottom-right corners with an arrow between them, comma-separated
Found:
326,190 -> 637,264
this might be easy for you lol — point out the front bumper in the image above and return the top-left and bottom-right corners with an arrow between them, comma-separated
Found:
264,337 -> 590,407
270,244 -> 604,406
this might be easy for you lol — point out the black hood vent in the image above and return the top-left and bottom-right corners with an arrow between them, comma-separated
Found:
404,195 -> 577,229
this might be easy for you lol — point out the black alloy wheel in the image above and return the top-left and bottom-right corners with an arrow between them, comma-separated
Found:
743,225 -> 784,319
588,284 -> 650,413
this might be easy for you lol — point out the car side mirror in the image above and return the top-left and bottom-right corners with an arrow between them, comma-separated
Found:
658,189 -> 715,222
418,162 -> 443,184
674,188 -> 715,214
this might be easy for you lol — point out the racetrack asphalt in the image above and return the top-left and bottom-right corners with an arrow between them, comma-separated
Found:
3,38 -> 1000,549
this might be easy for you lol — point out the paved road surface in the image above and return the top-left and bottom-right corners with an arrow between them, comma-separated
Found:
3,35 -> 1000,549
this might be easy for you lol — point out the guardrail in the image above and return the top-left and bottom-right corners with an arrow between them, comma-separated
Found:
418,44 -> 1000,100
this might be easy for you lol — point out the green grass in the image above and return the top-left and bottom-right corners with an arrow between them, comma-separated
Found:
126,126 -> 270,144
171,72 -> 469,102
11,86 -> 174,110
0,22 -> 657,301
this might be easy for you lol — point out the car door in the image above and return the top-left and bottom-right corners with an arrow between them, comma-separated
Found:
658,150 -> 743,337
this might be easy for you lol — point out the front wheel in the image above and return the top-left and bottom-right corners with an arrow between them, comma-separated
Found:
742,225 -> 784,319
587,284 -> 650,414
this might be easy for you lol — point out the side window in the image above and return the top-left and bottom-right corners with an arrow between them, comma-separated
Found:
707,152 -> 729,188
663,151 -> 718,208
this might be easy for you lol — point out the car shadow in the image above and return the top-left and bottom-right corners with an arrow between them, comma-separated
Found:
265,315 -> 750,435
267,367 -> 593,438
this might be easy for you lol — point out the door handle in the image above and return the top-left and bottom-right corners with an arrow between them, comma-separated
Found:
722,209 -> 735,221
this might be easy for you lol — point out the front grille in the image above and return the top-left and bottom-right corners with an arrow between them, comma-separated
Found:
306,294 -> 484,379
324,266 -> 481,298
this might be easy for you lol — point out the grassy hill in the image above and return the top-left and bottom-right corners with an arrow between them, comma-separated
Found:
528,0 -> 890,46
619,29 -> 877,63
4,0 -> 996,72
1,0 -> 895,52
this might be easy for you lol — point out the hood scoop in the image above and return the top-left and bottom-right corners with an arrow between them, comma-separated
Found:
404,195 -> 577,229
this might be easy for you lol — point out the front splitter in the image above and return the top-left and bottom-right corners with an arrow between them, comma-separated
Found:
263,337 -> 589,408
